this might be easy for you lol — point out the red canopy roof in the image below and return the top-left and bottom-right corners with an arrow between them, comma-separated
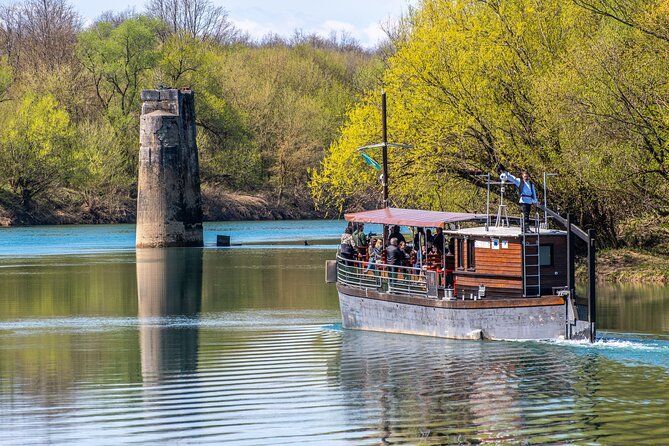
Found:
344,208 -> 483,229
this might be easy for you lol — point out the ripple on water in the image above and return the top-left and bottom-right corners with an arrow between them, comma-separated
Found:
2,322 -> 669,444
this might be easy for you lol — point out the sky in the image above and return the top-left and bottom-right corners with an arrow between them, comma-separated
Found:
33,0 -> 416,48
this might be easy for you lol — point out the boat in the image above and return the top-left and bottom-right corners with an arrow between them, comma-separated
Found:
325,92 -> 597,342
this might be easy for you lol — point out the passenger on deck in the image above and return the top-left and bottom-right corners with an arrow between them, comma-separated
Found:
353,223 -> 368,248
433,227 -> 445,255
413,227 -> 425,250
364,238 -> 382,273
388,225 -> 405,244
501,170 -> 538,231
425,229 -> 434,248
340,226 -> 356,261
386,237 -> 406,267
399,240 -> 412,266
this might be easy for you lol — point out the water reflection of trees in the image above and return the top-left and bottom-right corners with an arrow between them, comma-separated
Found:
137,248 -> 203,383
328,331 -> 582,444
0,253 -> 141,413
595,283 -> 669,333
201,249 -> 338,311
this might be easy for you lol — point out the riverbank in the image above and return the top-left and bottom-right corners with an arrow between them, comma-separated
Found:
578,249 -> 669,284
5,195 -> 669,284
0,187 -> 321,227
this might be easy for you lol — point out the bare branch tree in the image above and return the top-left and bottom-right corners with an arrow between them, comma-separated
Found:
95,8 -> 138,28
145,0 -> 238,43
0,0 -> 80,70
0,4 -> 23,64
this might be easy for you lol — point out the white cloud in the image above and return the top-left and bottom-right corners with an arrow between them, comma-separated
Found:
231,19 -> 275,40
363,22 -> 388,47
317,20 -> 357,35
225,1 -> 414,48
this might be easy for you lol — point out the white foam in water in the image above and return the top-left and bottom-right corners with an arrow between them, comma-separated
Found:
549,337 -> 661,351
0,317 -> 140,334
501,331 -> 667,352
536,331 -> 669,355
0,310 -> 340,335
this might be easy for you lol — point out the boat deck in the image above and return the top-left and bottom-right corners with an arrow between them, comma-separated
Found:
337,283 -> 565,309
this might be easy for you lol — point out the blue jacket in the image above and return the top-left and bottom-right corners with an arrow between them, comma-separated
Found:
500,172 -> 537,205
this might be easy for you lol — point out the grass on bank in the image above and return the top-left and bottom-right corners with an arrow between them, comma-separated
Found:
579,249 -> 669,284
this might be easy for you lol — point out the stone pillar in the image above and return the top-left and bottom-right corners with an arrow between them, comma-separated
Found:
136,88 -> 203,248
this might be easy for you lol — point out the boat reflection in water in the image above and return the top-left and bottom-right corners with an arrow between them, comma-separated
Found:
136,248 -> 203,383
330,329 -> 586,444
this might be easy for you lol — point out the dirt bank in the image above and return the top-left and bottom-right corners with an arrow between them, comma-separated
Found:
0,187 -> 320,227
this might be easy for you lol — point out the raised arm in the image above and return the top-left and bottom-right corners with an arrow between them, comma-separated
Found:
500,171 -> 520,187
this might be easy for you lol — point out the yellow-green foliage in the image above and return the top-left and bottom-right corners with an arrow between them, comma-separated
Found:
311,0 -> 669,243
0,94 -> 74,207
197,43 -> 379,201
0,6 -> 378,218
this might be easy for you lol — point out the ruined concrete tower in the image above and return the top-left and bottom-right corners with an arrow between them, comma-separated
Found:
136,88 -> 203,248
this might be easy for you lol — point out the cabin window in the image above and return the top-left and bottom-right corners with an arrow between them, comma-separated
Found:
456,239 -> 464,269
540,245 -> 553,266
467,239 -> 476,270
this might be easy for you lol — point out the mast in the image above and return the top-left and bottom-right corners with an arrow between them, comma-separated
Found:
355,90 -> 411,209
381,90 -> 389,208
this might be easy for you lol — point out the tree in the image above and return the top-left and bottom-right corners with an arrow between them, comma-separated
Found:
0,56 -> 12,101
0,0 -> 79,71
77,15 -> 162,170
77,16 -> 161,118
70,119 -> 134,219
0,93 -> 74,210
310,0 -> 669,244
146,0 -> 237,43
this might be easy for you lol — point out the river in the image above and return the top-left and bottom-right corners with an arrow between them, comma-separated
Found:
0,222 -> 668,444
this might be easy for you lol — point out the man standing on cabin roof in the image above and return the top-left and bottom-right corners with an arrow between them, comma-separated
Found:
500,170 -> 538,232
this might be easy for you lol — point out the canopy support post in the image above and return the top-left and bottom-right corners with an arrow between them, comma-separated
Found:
381,90 -> 389,208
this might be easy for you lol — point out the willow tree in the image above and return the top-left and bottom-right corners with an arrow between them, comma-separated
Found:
310,0 -> 669,244
312,0 -> 588,212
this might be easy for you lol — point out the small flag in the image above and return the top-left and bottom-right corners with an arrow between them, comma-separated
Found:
360,152 -> 381,171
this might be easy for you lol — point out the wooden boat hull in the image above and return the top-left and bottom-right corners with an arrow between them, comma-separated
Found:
337,283 -> 570,340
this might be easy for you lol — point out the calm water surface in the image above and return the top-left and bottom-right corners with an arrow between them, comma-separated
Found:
1,222 -> 668,445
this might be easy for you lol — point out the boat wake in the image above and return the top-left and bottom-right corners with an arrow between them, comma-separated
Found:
547,332 -> 669,350
0,311 -> 342,335
538,332 -> 669,369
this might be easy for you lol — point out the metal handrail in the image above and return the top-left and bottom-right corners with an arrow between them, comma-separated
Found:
336,254 -> 428,296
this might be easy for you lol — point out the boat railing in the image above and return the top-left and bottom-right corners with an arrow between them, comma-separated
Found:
336,254 -> 428,297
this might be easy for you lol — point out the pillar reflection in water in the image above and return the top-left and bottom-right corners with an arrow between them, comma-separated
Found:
137,248 -> 203,382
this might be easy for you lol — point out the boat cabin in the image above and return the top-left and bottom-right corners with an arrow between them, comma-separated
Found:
446,226 -> 568,299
